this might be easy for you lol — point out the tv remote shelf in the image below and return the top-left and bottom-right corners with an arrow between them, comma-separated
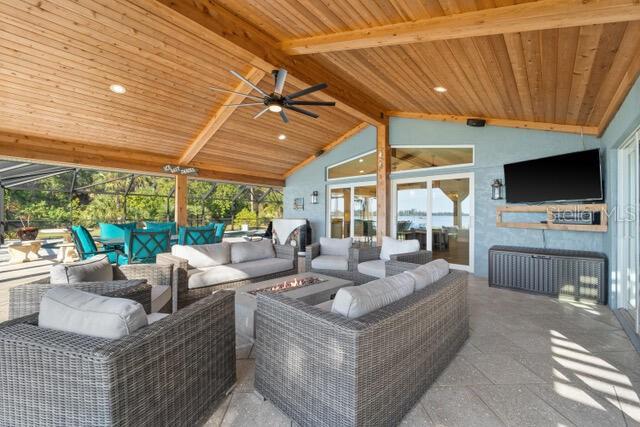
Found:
496,204 -> 608,232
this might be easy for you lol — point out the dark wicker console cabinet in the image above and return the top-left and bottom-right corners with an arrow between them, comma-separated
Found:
489,246 -> 607,304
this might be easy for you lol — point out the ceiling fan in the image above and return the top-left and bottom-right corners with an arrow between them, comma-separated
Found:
210,69 -> 335,123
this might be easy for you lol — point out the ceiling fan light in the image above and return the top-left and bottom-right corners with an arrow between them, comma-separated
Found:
278,134 -> 287,140
268,104 -> 283,113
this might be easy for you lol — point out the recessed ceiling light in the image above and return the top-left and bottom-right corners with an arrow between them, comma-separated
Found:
359,170 -> 364,174
358,158 -> 364,163
268,104 -> 283,113
278,134 -> 286,140
433,86 -> 447,93
109,84 -> 126,94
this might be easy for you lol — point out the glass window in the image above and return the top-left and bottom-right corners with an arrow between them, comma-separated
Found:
396,182 -> 428,250
353,185 -> 377,244
329,188 -> 351,238
327,151 -> 376,180
391,147 -> 473,172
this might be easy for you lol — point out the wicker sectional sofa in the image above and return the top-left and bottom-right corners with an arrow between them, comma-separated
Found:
158,242 -> 297,309
254,269 -> 468,426
0,289 -> 236,426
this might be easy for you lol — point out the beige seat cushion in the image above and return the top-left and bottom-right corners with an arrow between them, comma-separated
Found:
357,259 -> 386,279
230,240 -> 275,264
406,259 -> 450,291
319,237 -> 352,257
38,287 -> 147,340
171,243 -> 230,268
188,258 -> 293,289
50,255 -> 113,284
314,300 -> 334,312
331,272 -> 416,319
379,236 -> 420,261
311,255 -> 348,271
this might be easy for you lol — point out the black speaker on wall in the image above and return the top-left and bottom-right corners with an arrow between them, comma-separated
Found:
466,118 -> 486,127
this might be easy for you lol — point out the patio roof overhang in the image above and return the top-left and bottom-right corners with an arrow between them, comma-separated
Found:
1,0 -> 640,240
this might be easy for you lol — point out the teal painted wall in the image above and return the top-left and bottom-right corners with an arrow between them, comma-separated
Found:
285,76 -> 640,281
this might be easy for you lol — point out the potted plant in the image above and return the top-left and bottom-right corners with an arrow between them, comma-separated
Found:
17,214 -> 39,241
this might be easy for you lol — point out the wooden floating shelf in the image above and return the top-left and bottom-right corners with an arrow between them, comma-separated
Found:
496,204 -> 608,233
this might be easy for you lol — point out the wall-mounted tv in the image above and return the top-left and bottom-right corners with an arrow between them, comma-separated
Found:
504,149 -> 603,203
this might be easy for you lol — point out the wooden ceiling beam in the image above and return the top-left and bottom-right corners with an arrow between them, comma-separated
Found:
386,112 -> 600,136
180,67 -> 265,164
280,0 -> 640,55
284,122 -> 370,178
152,0 -> 384,125
0,131 -> 284,187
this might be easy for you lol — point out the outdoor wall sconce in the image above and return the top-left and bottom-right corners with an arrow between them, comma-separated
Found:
310,191 -> 319,204
491,179 -> 504,200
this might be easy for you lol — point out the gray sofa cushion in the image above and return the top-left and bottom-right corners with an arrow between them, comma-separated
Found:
171,242 -> 230,268
188,258 -> 293,289
379,237 -> 420,261
38,287 -> 147,340
319,237 -> 352,257
311,255 -> 348,271
230,240 -> 275,264
331,272 -> 416,319
357,259 -> 385,278
407,259 -> 450,290
50,255 -> 113,284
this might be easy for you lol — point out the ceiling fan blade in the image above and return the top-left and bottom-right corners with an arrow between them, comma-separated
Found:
223,102 -> 265,107
279,109 -> 289,123
274,69 -> 288,96
285,83 -> 328,100
286,100 -> 336,106
254,107 -> 269,119
284,105 -> 319,119
230,70 -> 268,97
209,86 -> 264,101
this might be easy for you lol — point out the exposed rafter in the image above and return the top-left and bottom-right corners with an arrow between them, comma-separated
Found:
180,67 -> 265,164
0,131 -> 284,187
280,0 -> 640,55
152,0 -> 384,125
284,122 -> 370,178
386,112 -> 600,136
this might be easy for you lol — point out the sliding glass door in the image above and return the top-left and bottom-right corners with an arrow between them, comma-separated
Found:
392,173 -> 474,271
618,131 -> 639,331
327,182 -> 376,244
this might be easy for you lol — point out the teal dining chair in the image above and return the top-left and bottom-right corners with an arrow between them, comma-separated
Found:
212,222 -> 226,243
98,222 -> 137,241
71,225 -> 122,264
145,221 -> 177,235
178,225 -> 216,245
120,229 -> 171,264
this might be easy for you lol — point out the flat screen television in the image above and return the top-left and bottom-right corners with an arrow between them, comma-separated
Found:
504,149 -> 603,203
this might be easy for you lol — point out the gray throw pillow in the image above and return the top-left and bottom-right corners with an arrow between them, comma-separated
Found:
38,287 -> 148,340
230,239 -> 275,264
50,255 -> 113,284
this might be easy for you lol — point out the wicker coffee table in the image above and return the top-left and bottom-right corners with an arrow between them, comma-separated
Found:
235,272 -> 353,339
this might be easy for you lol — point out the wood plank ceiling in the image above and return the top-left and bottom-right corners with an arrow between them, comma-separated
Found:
1,0 -> 639,185
218,0 -> 640,131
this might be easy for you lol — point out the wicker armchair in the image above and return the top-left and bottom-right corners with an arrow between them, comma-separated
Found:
0,290 -> 236,426
157,244 -> 297,309
305,243 -> 432,284
255,271 -> 468,427
13,263 -> 177,316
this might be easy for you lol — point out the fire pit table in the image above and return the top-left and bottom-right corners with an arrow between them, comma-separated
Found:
235,272 -> 353,339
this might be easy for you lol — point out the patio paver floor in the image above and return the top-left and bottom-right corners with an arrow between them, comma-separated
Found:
214,275 -> 640,426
